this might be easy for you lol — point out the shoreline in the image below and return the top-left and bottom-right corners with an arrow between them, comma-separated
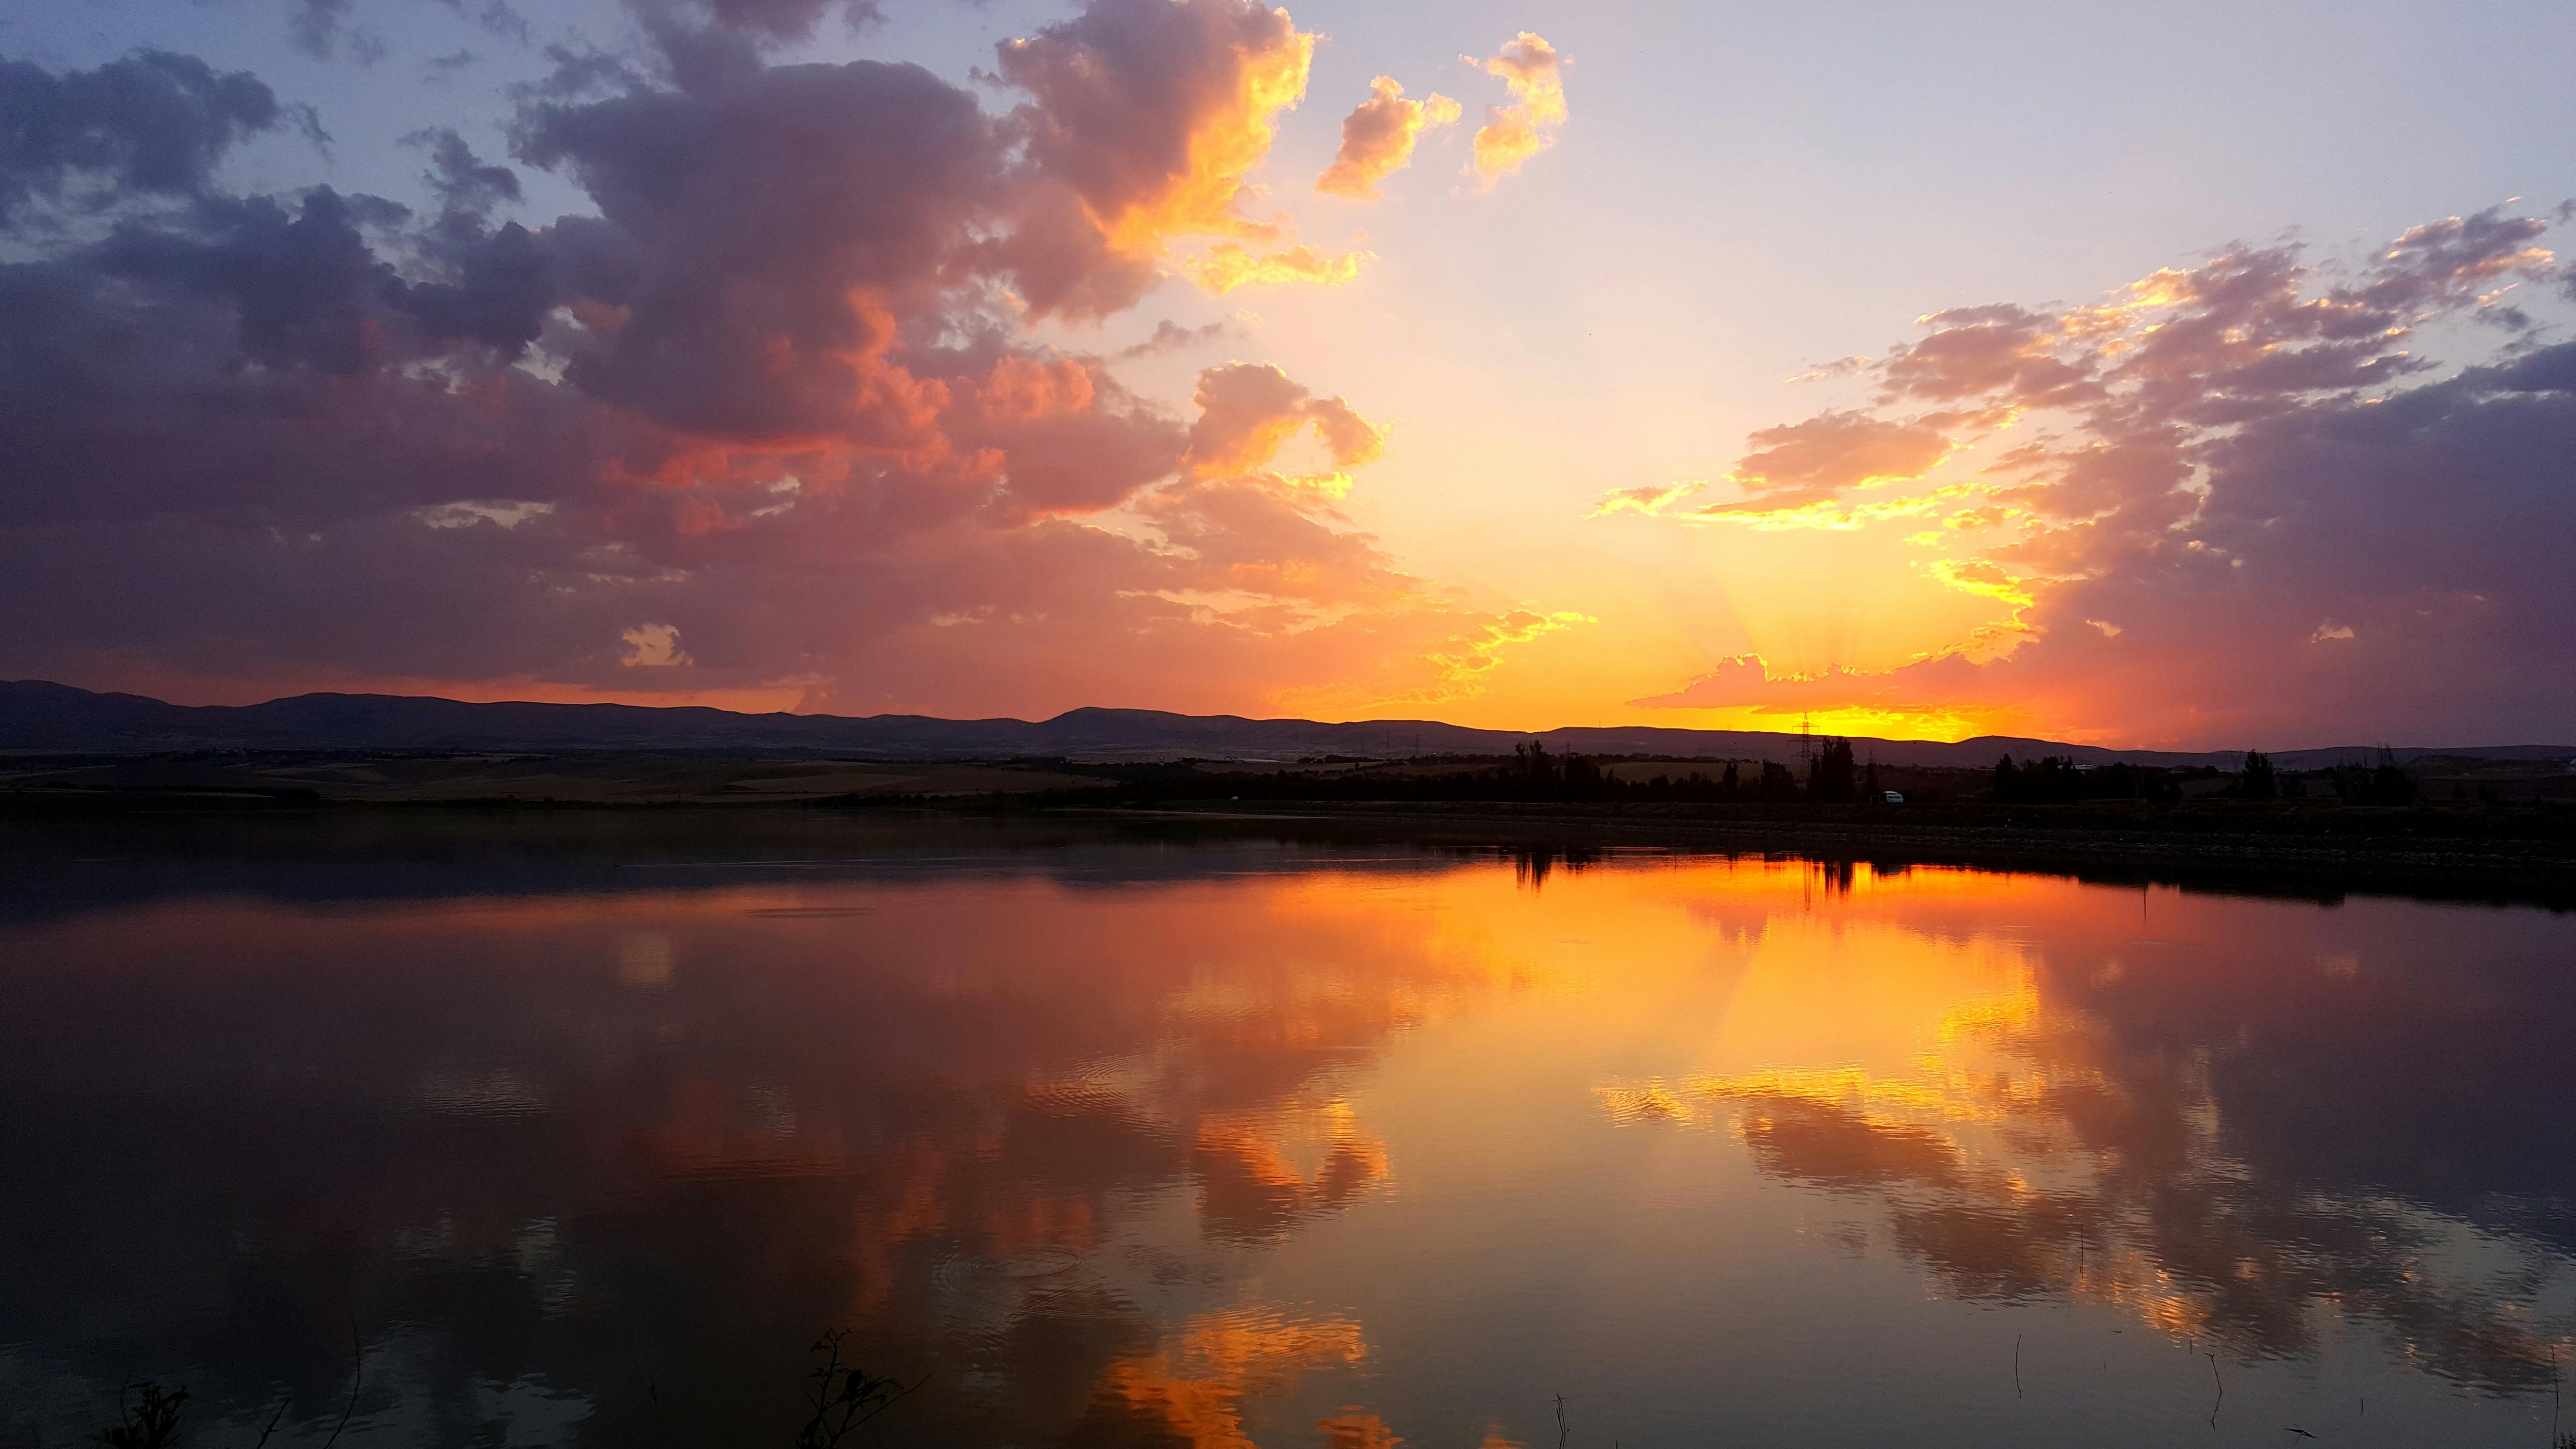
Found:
1063,800 -> 2576,905
5,789 -> 2570,907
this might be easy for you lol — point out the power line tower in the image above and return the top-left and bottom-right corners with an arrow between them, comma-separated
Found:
1800,712 -> 1814,771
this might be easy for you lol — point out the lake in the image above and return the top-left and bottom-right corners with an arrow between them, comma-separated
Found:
3,815 -> 2572,1448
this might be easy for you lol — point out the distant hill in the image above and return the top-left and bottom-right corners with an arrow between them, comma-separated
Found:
3,679 -> 2569,770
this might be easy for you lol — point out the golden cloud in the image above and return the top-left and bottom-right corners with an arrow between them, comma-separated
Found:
1469,32 -> 1566,183
1183,241 -> 1369,294
1316,76 -> 1461,199
999,0 -> 1366,298
1590,481 -> 1707,516
1400,608 -> 1594,704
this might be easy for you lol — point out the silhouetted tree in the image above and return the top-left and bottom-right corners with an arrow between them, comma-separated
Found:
2371,752 -> 2415,806
1809,737 -> 1856,803
1562,752 -> 1605,796
2327,750 -> 2416,806
2238,750 -> 2278,800
1991,753 -> 2087,803
1720,761 -> 1740,801
1862,760 -> 1882,801
1758,760 -> 1801,801
1512,741 -> 1561,791
2026,755 -> 2082,802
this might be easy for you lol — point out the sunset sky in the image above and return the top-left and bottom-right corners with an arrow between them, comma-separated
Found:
5,0 -> 2574,747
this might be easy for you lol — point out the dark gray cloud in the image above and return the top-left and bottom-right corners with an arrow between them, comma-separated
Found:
0,50 -> 283,224
413,126 -> 521,218
512,56 -> 998,437
406,220 -> 555,355
289,0 -> 386,64
435,0 -> 534,47
87,188 -> 405,376
700,0 -> 884,43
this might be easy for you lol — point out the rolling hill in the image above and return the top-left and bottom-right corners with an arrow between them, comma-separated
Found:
6,680 -> 2568,770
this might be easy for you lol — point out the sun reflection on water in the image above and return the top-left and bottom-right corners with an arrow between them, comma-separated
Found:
3,834 -> 2572,1447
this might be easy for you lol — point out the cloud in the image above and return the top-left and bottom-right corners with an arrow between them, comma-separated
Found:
1405,608 -> 1593,702
0,24 -> 1560,721
1117,318 -> 1234,359
619,622 -> 692,667
436,0 -> 534,46
1627,654 -> 1974,713
1273,607 -> 1594,714
289,0 -> 385,63
1183,362 -> 1384,477
694,0 -> 884,44
511,55 -> 999,441
1879,305 -> 2097,409
1180,241 -> 1366,293
992,0 -> 1355,313
1314,76 -> 1459,200
1468,32 -> 1564,184
1591,481 -> 1706,517
1707,411 -> 1959,511
1788,354 -> 1870,384
0,50 -> 286,223
1616,207 -> 2576,744
410,126 -> 521,217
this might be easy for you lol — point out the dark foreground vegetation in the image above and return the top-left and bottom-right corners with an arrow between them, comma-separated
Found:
921,740 -> 2576,904
8,740 -> 2572,892
80,1332 -> 909,1449
949,739 -> 2576,839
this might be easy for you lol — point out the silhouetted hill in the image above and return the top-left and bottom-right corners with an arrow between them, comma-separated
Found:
3,680 -> 2568,768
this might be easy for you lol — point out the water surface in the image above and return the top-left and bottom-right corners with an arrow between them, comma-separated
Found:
4,819 -> 2572,1447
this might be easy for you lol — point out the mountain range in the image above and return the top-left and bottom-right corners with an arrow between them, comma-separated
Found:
7,680 -> 2569,771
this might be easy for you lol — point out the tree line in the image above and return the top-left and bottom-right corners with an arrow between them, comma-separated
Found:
1079,739 -> 1895,805
1991,749 -> 2417,805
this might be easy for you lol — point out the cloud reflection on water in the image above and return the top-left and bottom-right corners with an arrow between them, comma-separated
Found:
2,831 -> 2572,1447
1600,871 -> 2576,1392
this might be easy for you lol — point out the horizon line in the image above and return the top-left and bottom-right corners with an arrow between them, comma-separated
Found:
9,679 -> 2570,759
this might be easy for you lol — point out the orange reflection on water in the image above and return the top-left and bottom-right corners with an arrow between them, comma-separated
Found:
1089,1308 -> 1369,1449
10,836 -> 2576,1448
1580,863 -> 2575,1388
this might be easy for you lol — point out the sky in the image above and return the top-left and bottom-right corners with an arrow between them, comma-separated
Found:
4,0 -> 2574,747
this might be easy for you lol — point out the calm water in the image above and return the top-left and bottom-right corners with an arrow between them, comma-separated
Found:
3,818 -> 2574,1448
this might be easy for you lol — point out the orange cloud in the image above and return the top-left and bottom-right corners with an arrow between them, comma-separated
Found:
998,0 -> 1365,302
1315,76 -> 1460,199
972,354 -> 1098,422
1184,362 -> 1385,477
1004,0 -> 1311,253
1468,32 -> 1565,183
1183,241 -> 1368,293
